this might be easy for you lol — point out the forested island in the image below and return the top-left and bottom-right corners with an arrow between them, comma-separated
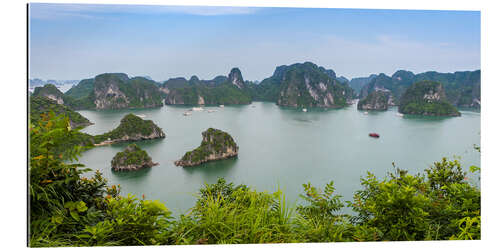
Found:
93,113 -> 166,145
357,70 -> 480,109
175,128 -> 239,167
111,144 -> 158,171
31,62 -> 480,117
398,81 -> 461,116
64,73 -> 165,110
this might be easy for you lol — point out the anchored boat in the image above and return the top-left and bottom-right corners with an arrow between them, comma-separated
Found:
369,133 -> 380,138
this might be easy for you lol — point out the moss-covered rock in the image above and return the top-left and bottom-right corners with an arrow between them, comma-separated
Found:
398,81 -> 460,116
175,128 -> 238,167
111,144 -> 158,171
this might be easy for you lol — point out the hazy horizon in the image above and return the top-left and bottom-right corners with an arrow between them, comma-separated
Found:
29,3 -> 480,82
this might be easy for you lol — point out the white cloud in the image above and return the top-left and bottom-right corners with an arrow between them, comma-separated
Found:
29,3 -> 262,20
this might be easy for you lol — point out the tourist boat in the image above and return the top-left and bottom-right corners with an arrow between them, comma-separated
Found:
369,133 -> 380,138
183,112 -> 192,116
302,108 -> 307,112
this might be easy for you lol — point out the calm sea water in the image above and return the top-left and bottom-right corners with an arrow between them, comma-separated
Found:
77,102 -> 480,215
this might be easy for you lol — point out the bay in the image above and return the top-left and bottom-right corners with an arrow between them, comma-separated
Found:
77,102 -> 480,215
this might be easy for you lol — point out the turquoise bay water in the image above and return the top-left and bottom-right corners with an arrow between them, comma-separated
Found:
77,102 -> 480,215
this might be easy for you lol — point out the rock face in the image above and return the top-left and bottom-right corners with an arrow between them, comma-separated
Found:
274,62 -> 354,108
357,90 -> 389,110
94,113 -> 165,145
32,84 -> 65,105
65,73 -> 165,110
175,128 -> 238,167
228,68 -> 245,89
349,74 -> 377,95
111,144 -> 158,171
93,73 -> 164,110
398,81 -> 460,116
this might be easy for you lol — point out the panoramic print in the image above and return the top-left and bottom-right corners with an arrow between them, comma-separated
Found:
28,3 -> 480,246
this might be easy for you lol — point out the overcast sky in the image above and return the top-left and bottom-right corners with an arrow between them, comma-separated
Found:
29,3 -> 480,82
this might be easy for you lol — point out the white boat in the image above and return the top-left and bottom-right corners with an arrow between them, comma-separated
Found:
252,105 -> 256,108
219,105 -> 224,108
136,114 -> 146,118
364,112 -> 368,115
207,110 -> 216,113
191,107 -> 204,111
302,108 -> 307,112
183,112 -> 192,116
396,113 -> 404,117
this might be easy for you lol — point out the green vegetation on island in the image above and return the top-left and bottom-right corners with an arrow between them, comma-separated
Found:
30,96 -> 92,129
93,113 -> 165,144
29,113 -> 480,246
32,84 -> 67,105
111,144 -> 158,171
358,70 -> 480,108
175,128 -> 238,167
64,73 -> 165,110
254,62 -> 354,108
398,81 -> 460,116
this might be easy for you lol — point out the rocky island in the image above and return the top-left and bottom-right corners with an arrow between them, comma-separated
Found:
398,81 -> 461,116
357,90 -> 390,111
255,62 -> 354,108
94,113 -> 166,145
175,128 -> 238,167
356,69 -> 480,109
111,144 -> 158,171
64,73 -> 165,110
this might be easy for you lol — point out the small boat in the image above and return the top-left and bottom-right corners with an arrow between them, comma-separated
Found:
252,105 -> 256,108
183,112 -> 192,116
219,105 -> 224,108
207,109 -> 216,113
363,112 -> 368,115
136,114 -> 146,118
396,113 -> 404,117
191,107 -> 203,111
302,108 -> 307,112
369,133 -> 380,138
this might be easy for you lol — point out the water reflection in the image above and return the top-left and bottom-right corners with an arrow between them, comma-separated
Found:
182,157 -> 238,178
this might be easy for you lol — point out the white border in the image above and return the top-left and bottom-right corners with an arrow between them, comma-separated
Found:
2,0 -> 498,250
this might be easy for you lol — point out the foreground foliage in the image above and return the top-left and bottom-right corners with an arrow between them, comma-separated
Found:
29,114 -> 480,246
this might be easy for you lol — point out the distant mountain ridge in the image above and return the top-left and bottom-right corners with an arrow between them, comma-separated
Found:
31,64 -> 480,112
